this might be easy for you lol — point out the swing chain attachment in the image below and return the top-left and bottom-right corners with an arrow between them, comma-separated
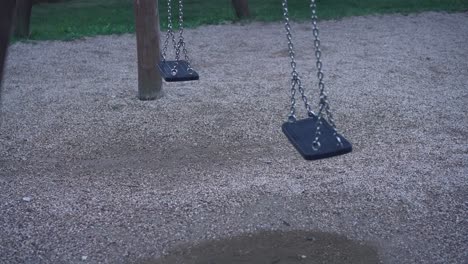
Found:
161,0 -> 194,75
282,0 -> 314,122
174,0 -> 194,74
161,0 -> 178,62
309,0 -> 343,149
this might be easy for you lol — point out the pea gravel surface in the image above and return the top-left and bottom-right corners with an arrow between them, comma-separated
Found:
1,12 -> 467,264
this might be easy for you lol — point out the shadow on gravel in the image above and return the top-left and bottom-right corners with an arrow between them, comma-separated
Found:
140,230 -> 380,264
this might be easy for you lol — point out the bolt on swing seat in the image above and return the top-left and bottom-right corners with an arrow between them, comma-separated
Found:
282,116 -> 352,160
158,0 -> 199,83
281,0 -> 352,160
158,60 -> 199,82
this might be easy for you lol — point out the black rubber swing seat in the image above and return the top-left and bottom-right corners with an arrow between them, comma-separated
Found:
158,60 -> 199,82
282,116 -> 352,160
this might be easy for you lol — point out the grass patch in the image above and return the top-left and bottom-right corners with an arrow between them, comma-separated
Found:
26,0 -> 468,41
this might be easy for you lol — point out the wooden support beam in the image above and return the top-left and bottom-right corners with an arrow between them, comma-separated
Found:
133,0 -> 163,100
232,0 -> 250,19
0,0 -> 16,95
14,0 -> 33,38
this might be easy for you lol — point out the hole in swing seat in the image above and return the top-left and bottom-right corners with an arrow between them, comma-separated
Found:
158,60 -> 199,82
282,116 -> 352,160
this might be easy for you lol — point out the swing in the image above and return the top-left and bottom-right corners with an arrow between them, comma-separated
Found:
158,0 -> 199,82
281,0 -> 352,160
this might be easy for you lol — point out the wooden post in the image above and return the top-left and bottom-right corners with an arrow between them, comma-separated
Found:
133,0 -> 163,100
14,0 -> 33,38
0,0 -> 16,95
232,0 -> 250,19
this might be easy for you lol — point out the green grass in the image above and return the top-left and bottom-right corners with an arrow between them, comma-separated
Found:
24,0 -> 468,41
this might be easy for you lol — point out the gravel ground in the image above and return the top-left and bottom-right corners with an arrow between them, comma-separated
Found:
0,12 -> 467,264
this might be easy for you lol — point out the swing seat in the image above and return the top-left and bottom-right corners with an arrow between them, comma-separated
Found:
158,60 -> 199,82
282,116 -> 352,160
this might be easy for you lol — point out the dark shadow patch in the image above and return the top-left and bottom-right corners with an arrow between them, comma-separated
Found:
139,230 -> 380,264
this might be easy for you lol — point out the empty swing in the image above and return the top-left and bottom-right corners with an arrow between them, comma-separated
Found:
280,0 -> 352,160
158,0 -> 199,82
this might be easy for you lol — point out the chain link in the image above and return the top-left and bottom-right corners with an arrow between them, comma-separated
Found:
282,0 -> 343,150
309,0 -> 343,149
174,0 -> 193,73
282,0 -> 314,122
161,0 -> 194,75
161,0 -> 178,61
174,0 -> 183,61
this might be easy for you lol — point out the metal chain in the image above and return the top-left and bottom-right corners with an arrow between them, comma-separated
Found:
309,0 -> 343,150
172,0 -> 194,74
174,0 -> 183,62
161,0 -> 178,61
282,0 -> 314,122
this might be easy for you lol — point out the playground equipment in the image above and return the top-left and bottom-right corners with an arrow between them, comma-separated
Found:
280,0 -> 352,160
132,0 -> 352,160
158,0 -> 199,82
